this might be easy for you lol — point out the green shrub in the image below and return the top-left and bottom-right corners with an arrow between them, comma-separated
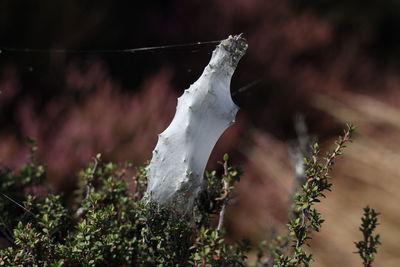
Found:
0,144 -> 248,266
0,126 -> 381,266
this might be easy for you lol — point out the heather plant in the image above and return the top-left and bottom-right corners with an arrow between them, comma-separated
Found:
0,146 -> 249,266
354,206 -> 381,267
0,124 -> 382,266
254,124 -> 381,267
273,124 -> 355,266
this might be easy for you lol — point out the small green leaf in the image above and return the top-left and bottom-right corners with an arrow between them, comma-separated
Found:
223,153 -> 229,161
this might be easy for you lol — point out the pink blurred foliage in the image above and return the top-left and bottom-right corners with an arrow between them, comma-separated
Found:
0,61 -> 179,191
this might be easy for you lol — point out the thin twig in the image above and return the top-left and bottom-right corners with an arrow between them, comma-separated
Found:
271,116 -> 313,261
75,155 -> 100,218
217,159 -> 230,232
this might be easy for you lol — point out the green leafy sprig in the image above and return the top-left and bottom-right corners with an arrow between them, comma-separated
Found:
354,206 -> 381,267
272,124 -> 355,267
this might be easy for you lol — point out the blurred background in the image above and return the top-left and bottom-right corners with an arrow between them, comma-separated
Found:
1,0 -> 399,266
